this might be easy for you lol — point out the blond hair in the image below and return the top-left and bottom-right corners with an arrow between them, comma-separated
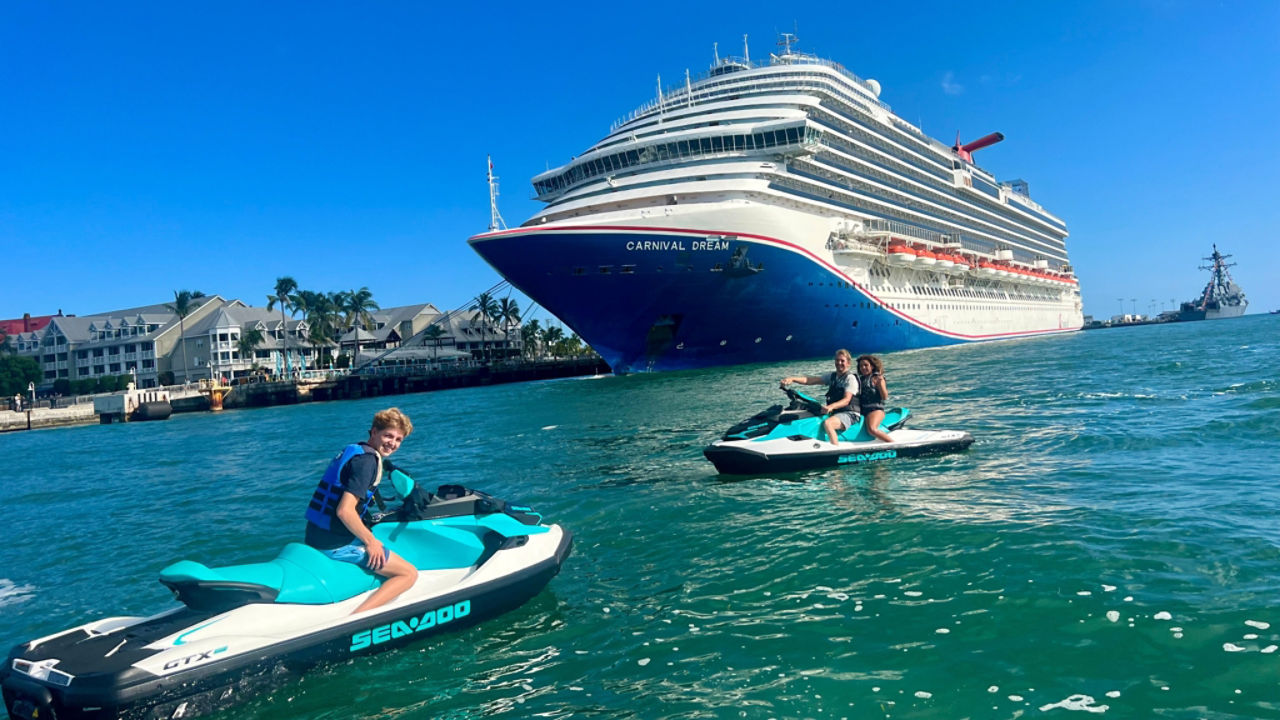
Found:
371,407 -> 413,436
834,348 -> 853,363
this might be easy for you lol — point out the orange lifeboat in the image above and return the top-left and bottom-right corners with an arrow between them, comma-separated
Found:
916,248 -> 938,266
886,240 -> 917,266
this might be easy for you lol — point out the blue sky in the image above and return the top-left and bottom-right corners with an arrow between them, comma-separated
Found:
3,1 -> 1277,326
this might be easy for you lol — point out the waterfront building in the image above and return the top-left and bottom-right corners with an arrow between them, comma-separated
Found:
7,298 -> 226,388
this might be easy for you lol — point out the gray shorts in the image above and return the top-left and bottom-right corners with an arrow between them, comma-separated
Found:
831,411 -> 860,430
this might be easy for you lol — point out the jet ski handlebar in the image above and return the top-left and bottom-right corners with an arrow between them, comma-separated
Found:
782,386 -> 825,415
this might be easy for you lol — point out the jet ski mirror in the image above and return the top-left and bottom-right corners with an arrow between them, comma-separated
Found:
390,469 -> 415,498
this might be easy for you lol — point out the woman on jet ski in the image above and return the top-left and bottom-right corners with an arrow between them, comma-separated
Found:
780,348 -> 859,445
854,354 -> 893,443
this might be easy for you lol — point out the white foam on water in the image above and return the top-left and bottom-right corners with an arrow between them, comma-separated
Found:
1246,620 -> 1271,630
1077,591 -> 1092,596
1102,585 -> 1117,592
1123,596 -> 1133,602
0,579 -> 35,609
1170,627 -> 1182,632
1039,695 -> 1109,713
1105,691 -> 1121,698
914,691 -> 932,699
936,628 -> 950,634
638,658 -> 650,666
1153,611 -> 1172,620
1223,643 -> 1246,652
1244,633 -> 1259,640
853,604 -> 864,612
1261,645 -> 1278,654
1008,694 -> 1025,702
540,425 -> 558,430
904,591 -> 923,597
987,686 -> 999,693
1106,611 -> 1120,622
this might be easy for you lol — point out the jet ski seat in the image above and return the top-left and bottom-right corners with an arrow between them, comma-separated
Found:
160,514 -> 551,611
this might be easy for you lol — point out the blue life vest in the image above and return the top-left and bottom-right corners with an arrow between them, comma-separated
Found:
305,444 -> 380,531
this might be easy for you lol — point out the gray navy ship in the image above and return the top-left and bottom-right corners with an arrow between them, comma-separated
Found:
1179,245 -> 1247,321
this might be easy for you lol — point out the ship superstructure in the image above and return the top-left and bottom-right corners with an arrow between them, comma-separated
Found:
1179,245 -> 1247,321
470,40 -> 1083,372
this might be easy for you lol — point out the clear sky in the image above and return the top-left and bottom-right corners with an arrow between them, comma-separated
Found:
3,1 -> 1277,325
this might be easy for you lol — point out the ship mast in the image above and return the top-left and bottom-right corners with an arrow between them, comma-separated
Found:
487,155 -> 507,232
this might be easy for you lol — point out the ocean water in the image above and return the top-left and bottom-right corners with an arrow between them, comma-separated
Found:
2,313 -> 1278,719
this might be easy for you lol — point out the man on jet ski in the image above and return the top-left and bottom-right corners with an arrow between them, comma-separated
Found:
304,407 -> 420,614
780,348 -> 858,445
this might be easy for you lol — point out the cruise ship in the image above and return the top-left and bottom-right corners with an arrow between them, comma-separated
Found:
470,39 -> 1083,373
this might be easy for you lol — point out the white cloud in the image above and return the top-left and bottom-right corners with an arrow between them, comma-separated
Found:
941,71 -> 964,96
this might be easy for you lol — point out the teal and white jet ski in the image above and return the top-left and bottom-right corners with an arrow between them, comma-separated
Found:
704,387 -> 973,474
1,471 -> 571,720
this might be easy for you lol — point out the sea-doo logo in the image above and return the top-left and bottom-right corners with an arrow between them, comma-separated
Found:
349,600 -> 471,652
837,450 -> 898,465
163,646 -> 228,670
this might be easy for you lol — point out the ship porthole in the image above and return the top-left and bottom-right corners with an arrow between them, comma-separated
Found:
785,335 -> 792,341
719,340 -> 727,346
754,337 -> 762,343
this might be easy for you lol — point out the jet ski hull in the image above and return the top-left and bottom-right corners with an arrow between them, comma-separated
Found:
705,430 -> 975,475
2,512 -> 571,720
705,391 -> 973,475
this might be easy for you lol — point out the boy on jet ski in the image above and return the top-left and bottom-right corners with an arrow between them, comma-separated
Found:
304,407 -> 420,614
780,349 -> 859,445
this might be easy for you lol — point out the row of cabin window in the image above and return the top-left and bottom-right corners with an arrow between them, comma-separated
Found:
535,127 -> 809,195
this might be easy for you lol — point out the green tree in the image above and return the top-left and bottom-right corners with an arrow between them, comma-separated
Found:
542,325 -> 565,359
0,354 -> 41,396
166,289 -> 206,382
520,318 -> 542,360
343,287 -> 380,366
496,297 -> 521,359
0,332 -> 11,354
422,324 -> 446,362
236,327 -> 265,366
266,276 -> 298,374
469,292 -> 499,362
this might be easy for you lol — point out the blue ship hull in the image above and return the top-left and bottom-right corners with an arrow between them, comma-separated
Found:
470,225 -> 1074,374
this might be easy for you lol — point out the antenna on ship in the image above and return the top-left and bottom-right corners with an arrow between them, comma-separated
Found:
743,34 -> 749,64
656,74 -> 665,116
487,154 -> 507,232
778,32 -> 798,56
713,41 -> 719,65
685,68 -> 692,107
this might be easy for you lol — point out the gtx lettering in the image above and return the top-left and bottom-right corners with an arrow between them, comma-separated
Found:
350,600 -> 471,652
163,646 -> 228,670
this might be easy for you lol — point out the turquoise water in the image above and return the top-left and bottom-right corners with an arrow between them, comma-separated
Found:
3,314 -> 1279,719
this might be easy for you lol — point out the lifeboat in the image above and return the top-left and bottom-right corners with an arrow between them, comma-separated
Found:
886,240 -> 917,266
934,252 -> 956,271
915,248 -> 938,266
977,260 -> 999,278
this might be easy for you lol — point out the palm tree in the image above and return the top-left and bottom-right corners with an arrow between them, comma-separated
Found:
469,292 -> 500,362
421,324 -> 446,363
236,327 -> 265,370
266,277 -> 298,375
520,318 -> 542,360
343,287 -> 379,366
542,325 -> 565,359
495,297 -> 521,360
166,289 -> 207,383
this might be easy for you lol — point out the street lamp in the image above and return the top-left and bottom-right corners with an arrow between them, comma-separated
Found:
28,381 -> 35,408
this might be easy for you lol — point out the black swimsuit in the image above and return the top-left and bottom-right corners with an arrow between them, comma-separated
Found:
857,372 -> 884,413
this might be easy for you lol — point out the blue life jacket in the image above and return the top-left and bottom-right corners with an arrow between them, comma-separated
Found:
305,444 -> 380,531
